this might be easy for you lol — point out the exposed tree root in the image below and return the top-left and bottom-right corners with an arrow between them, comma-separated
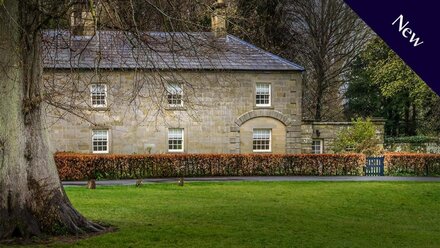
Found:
0,186 -> 108,242
0,218 -> 114,246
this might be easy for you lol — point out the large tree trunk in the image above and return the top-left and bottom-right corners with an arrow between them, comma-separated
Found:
314,88 -> 323,121
0,0 -> 104,240
411,103 -> 417,136
404,97 -> 411,136
314,70 -> 325,121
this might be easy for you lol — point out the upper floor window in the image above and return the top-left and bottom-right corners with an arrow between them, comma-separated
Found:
166,83 -> 183,107
92,129 -> 109,154
256,83 -> 271,107
90,84 -> 107,108
253,129 -> 271,152
312,139 -> 323,154
168,128 -> 184,152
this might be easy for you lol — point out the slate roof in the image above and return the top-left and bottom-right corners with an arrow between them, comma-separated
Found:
42,30 -> 304,71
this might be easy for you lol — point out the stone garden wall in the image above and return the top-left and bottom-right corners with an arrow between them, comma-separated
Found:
301,120 -> 386,154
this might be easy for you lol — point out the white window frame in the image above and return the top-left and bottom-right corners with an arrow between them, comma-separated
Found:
312,139 -> 323,154
255,83 -> 271,107
92,129 -> 109,154
90,84 -> 107,108
168,128 -> 184,152
253,129 -> 272,153
166,83 -> 183,107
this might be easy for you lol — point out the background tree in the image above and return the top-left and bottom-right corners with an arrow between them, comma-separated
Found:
229,0 -> 292,56
284,0 -> 370,121
103,0 -> 212,31
345,37 -> 440,136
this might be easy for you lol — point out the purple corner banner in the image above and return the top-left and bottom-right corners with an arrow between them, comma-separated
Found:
344,0 -> 440,96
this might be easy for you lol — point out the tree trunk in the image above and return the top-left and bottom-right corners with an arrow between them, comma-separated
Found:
404,98 -> 411,136
411,103 -> 417,135
314,91 -> 323,121
314,74 -> 325,121
0,0 -> 104,240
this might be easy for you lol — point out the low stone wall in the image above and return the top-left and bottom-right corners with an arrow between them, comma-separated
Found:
385,142 -> 440,154
301,119 -> 386,154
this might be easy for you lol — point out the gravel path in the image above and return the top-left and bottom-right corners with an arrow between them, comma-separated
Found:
62,176 -> 440,186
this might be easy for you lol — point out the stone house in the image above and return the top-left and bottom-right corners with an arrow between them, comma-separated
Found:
43,0 -> 384,155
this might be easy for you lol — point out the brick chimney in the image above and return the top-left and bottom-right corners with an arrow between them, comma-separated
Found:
211,0 -> 227,37
70,0 -> 96,36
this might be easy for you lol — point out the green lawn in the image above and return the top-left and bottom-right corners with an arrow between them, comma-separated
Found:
34,182 -> 440,247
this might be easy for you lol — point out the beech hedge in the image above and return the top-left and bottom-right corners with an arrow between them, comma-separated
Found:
55,153 -> 366,180
384,153 -> 440,176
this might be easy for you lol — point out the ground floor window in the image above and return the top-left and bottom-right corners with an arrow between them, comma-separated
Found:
92,129 -> 109,153
168,128 -> 184,152
253,129 -> 271,152
312,139 -> 323,154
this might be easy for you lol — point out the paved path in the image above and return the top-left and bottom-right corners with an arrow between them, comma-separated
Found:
62,176 -> 440,186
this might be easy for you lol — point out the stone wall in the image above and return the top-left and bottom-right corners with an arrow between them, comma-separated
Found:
385,142 -> 440,154
301,120 -> 385,154
44,70 -> 303,154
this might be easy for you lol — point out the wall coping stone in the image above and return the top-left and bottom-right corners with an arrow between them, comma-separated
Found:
302,118 -> 386,125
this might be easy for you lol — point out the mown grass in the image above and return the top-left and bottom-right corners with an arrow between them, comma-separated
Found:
29,182 -> 440,247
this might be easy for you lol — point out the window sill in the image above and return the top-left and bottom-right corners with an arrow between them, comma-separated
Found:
253,150 -> 272,153
91,107 -> 110,112
165,106 -> 187,111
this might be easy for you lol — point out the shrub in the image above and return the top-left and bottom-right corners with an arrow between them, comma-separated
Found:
55,153 -> 366,180
384,153 -> 440,176
333,117 -> 382,156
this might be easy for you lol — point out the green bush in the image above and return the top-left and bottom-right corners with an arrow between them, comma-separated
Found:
333,117 -> 382,156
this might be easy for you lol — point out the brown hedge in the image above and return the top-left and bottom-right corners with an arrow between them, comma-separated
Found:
55,153 -> 366,180
384,153 -> 440,176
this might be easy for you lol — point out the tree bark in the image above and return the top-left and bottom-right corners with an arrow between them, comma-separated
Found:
411,103 -> 417,136
314,86 -> 323,121
404,97 -> 411,136
0,0 -> 104,240
314,70 -> 326,121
